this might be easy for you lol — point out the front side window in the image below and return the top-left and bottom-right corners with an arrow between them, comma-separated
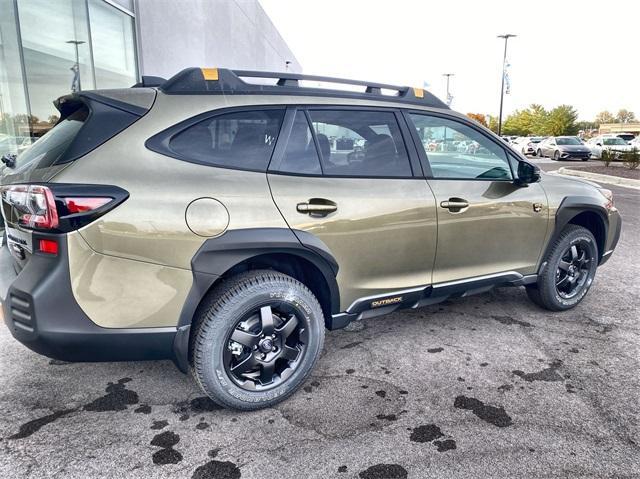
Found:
409,113 -> 513,180
168,109 -> 284,171
307,110 -> 412,177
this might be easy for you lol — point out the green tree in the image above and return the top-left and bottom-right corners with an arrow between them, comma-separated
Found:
595,110 -> 615,125
500,104 -> 549,136
545,105 -> 578,136
616,109 -> 636,123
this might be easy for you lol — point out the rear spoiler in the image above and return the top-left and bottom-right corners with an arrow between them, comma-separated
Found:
132,75 -> 166,88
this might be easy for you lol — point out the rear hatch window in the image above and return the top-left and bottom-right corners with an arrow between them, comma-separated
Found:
13,104 -> 88,171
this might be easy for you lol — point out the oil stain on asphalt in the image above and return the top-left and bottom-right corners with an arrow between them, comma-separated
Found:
513,360 -> 564,382
83,378 -> 139,412
191,449 -> 241,479
358,464 -> 408,478
8,409 -> 76,440
409,424 -> 457,452
150,430 -> 183,465
454,395 -> 513,427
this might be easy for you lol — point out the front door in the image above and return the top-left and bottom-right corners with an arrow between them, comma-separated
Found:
406,112 -> 549,284
268,108 -> 437,310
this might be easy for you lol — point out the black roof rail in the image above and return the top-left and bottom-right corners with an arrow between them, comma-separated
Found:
159,67 -> 449,109
132,75 -> 167,88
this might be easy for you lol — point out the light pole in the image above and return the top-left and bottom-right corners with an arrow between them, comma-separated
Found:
497,34 -> 516,136
66,40 -> 85,92
442,73 -> 454,106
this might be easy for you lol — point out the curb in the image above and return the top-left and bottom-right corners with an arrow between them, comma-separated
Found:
558,167 -> 640,190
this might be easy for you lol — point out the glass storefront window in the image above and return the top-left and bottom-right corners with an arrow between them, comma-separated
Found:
0,0 -> 138,159
88,0 -> 137,89
17,0 -> 95,138
0,0 -> 31,157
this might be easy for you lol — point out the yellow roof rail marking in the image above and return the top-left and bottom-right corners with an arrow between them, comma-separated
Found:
201,68 -> 219,81
413,87 -> 424,98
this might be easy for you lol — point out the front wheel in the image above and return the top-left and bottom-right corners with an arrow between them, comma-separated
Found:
526,225 -> 598,311
191,270 -> 325,410
553,150 -> 561,161
537,149 -> 543,158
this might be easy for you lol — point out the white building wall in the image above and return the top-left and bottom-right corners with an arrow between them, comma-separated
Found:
133,0 -> 301,79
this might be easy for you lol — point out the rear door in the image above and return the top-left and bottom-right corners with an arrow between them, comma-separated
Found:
405,112 -> 549,284
268,107 -> 437,310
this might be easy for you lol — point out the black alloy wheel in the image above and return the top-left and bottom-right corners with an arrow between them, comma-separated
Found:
554,241 -> 594,300
224,302 -> 308,391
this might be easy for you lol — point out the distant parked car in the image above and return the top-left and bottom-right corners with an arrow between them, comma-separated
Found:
629,137 -> 640,149
536,136 -> 591,161
513,136 -> 545,156
615,132 -> 636,144
587,135 -> 635,159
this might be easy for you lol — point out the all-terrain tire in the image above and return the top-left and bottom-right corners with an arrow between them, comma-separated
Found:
526,225 -> 598,311
191,270 -> 325,410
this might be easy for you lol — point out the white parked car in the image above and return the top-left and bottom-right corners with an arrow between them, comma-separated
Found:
512,136 -> 545,156
587,135 -> 635,159
629,137 -> 640,149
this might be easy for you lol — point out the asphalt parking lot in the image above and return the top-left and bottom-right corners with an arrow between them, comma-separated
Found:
0,170 -> 638,478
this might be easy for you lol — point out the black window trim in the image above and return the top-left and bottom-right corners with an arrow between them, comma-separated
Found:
145,105 -> 287,173
402,109 -> 518,182
268,104 -> 423,180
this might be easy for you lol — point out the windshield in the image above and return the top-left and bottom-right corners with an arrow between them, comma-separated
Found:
530,137 -> 544,143
556,137 -> 581,145
603,138 -> 627,145
13,105 -> 88,170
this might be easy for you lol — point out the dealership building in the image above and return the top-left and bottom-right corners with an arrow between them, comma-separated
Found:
0,0 -> 300,153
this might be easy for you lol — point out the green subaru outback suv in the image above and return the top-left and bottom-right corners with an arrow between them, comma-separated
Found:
1,68 -> 621,410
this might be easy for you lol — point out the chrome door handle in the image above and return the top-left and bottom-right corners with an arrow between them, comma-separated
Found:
440,200 -> 469,209
296,199 -> 337,216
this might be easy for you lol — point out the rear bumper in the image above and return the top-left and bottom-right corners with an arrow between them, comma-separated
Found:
3,233 -> 179,364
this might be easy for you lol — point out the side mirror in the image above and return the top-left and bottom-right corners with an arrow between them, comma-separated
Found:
596,143 -> 602,147
515,161 -> 540,186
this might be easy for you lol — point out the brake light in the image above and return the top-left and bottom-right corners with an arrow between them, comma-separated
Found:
64,197 -> 111,214
1,183 -> 128,232
38,239 -> 58,255
1,185 -> 59,229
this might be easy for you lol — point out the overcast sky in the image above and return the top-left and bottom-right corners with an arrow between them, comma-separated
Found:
259,0 -> 639,121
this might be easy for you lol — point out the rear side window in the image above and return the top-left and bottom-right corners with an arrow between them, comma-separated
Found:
307,110 -> 412,178
277,110 -> 322,175
168,110 -> 284,171
15,105 -> 88,170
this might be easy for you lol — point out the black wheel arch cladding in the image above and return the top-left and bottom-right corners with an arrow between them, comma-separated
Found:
540,196 -> 609,268
172,228 -> 340,373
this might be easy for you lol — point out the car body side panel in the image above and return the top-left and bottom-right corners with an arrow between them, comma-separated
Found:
428,180 -> 550,283
268,174 -> 437,310
66,231 -> 193,328
52,99 -> 289,269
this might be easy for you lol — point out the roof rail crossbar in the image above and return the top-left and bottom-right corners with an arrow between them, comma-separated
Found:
159,68 -> 449,109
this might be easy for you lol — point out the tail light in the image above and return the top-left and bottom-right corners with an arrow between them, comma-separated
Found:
2,185 -> 59,229
1,183 -> 128,233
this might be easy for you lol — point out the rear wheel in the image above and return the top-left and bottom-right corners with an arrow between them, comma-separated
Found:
526,225 -> 598,311
191,270 -> 325,410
